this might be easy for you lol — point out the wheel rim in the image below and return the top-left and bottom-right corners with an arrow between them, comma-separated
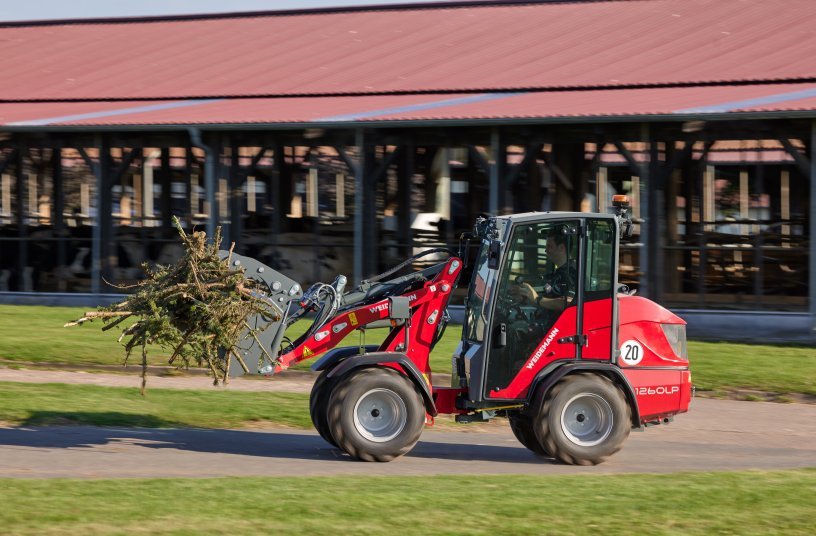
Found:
353,388 -> 407,443
560,393 -> 614,447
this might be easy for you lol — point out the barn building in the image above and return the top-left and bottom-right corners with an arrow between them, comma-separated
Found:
0,0 -> 814,341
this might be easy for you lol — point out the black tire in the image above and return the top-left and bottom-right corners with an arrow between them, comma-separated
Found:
309,369 -> 339,448
327,367 -> 425,462
533,373 -> 631,466
508,413 -> 551,457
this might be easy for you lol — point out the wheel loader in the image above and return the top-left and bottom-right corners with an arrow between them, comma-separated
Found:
228,196 -> 692,465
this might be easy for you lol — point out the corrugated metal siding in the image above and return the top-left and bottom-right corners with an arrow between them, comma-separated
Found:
3,83 -> 815,127
0,0 -> 815,101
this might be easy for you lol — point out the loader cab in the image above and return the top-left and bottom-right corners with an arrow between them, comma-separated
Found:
459,212 -> 620,403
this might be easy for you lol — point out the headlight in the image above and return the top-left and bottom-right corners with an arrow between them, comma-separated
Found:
660,323 -> 687,360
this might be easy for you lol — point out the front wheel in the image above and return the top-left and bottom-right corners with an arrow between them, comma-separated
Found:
508,413 -> 550,456
309,369 -> 339,448
327,367 -> 425,462
534,373 -> 631,465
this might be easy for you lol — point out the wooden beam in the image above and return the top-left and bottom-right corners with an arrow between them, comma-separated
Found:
778,137 -> 811,177
612,140 -> 643,176
335,145 -> 360,177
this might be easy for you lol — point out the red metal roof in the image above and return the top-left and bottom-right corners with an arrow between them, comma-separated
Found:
1,0 -> 815,102
3,83 -> 815,128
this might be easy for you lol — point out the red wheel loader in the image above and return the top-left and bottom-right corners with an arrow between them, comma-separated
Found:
228,197 -> 692,464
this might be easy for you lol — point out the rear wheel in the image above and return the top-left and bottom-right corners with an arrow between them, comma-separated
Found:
508,413 -> 550,456
534,373 -> 631,465
327,367 -> 425,462
309,369 -> 339,448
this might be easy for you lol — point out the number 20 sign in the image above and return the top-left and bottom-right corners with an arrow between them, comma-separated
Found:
620,339 -> 644,366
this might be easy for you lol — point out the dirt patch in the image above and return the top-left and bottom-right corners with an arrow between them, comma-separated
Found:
0,364 -> 317,393
1,361 -> 813,405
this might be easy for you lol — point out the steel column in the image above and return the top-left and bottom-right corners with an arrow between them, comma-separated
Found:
810,120 -> 816,339
398,141 -> 414,258
52,146 -> 66,291
353,129 -> 365,285
160,147 -> 172,236
489,128 -> 505,215
184,146 -> 193,224
99,138 -> 113,291
363,140 -> 378,278
271,145 -> 284,239
648,139 -> 665,302
89,137 -> 112,293
15,145 -> 27,291
229,140 -> 242,249
639,124 -> 652,298
753,157 -> 765,306
187,129 -> 217,239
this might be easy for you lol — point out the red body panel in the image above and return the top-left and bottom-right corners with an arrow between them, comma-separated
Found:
487,306 -> 578,399
617,296 -> 692,420
582,299 -> 613,360
485,295 -> 691,424
433,386 -> 468,415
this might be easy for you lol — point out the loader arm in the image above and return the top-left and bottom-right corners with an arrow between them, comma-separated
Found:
272,256 -> 462,377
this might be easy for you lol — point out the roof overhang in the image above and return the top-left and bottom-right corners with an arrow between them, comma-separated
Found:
2,83 -> 816,133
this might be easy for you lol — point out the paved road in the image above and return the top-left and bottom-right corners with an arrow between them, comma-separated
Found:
1,398 -> 814,478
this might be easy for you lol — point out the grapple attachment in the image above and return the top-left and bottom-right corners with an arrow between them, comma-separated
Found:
219,251 -> 303,377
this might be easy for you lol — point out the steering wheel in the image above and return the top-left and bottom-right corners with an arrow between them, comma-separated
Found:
502,276 -> 534,322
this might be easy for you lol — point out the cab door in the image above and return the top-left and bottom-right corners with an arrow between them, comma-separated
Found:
581,217 -> 618,361
484,219 -> 579,399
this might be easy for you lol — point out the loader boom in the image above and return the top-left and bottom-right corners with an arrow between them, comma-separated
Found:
225,250 -> 462,379
272,256 -> 462,376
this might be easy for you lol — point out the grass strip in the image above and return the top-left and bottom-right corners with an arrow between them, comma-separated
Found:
0,469 -> 814,535
0,381 -> 311,429
687,341 -> 816,397
1,305 -> 815,396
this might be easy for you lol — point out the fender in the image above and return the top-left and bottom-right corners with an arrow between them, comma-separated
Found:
310,345 -> 381,372
325,351 -> 437,416
526,360 -> 640,427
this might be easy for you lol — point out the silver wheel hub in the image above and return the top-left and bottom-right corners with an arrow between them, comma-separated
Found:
560,393 -> 613,447
353,388 -> 407,443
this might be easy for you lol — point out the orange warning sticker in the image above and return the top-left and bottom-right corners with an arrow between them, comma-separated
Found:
349,312 -> 358,326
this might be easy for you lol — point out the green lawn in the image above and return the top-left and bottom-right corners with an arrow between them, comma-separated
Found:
689,341 -> 816,397
1,305 -> 814,397
0,304 -> 393,371
0,470 -> 814,535
0,381 -> 311,429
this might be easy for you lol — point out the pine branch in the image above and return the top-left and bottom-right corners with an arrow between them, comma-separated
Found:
65,216 -> 280,392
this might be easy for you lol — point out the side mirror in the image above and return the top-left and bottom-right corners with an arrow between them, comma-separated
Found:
488,239 -> 501,269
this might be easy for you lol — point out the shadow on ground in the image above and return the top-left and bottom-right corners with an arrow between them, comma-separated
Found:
0,416 -> 547,465
20,411 -> 183,428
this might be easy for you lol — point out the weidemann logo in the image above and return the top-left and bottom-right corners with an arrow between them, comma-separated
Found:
525,327 -> 559,370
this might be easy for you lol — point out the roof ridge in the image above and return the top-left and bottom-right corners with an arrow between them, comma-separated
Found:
0,1 -> 653,28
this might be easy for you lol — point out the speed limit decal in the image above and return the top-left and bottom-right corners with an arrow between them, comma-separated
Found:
620,339 -> 644,366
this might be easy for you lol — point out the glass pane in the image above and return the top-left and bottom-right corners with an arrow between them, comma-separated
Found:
485,220 -> 577,393
585,219 -> 615,301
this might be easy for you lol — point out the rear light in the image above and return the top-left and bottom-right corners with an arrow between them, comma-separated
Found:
660,323 -> 687,360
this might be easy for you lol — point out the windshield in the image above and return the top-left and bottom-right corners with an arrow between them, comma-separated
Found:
463,240 -> 492,342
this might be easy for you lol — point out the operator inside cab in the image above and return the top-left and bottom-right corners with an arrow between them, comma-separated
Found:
509,227 -> 577,312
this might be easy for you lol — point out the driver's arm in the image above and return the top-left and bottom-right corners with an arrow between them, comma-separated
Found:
536,294 -> 572,310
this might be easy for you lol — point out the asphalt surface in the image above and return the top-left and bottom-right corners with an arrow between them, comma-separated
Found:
1,398 -> 815,478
